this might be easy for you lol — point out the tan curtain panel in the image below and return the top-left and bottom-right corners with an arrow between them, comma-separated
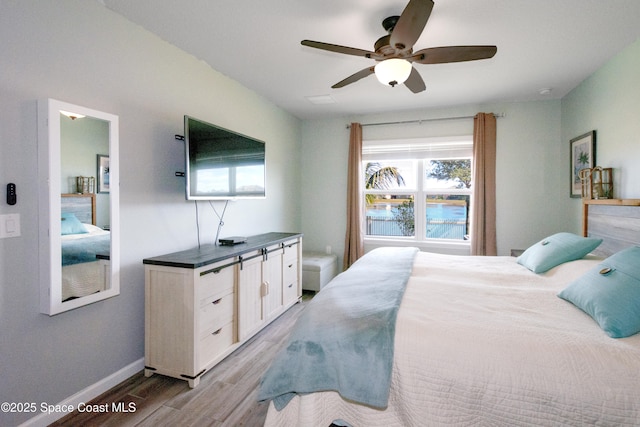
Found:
471,113 -> 497,256
343,123 -> 364,269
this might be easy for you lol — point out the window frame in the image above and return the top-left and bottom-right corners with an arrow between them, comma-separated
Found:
362,136 -> 473,253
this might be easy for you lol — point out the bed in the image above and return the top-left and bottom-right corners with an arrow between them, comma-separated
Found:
61,193 -> 110,301
259,199 -> 640,426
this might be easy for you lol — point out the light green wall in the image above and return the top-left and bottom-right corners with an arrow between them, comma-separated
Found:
562,37 -> 640,222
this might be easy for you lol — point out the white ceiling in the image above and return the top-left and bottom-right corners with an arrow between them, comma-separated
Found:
102,0 -> 640,120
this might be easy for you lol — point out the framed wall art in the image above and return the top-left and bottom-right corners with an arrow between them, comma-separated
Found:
570,131 -> 596,198
97,154 -> 110,193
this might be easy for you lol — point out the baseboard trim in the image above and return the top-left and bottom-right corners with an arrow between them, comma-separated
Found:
19,358 -> 144,427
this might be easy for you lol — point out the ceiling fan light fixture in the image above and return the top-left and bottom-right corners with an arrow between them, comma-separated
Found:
374,58 -> 412,87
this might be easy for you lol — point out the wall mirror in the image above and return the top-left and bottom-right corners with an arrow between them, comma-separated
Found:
38,98 -> 120,315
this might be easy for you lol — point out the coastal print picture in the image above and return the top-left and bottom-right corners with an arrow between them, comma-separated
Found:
97,154 -> 110,193
570,131 -> 595,198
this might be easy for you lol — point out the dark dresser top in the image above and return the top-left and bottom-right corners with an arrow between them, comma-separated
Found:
143,232 -> 302,269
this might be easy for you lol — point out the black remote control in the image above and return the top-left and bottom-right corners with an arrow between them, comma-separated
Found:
7,183 -> 16,205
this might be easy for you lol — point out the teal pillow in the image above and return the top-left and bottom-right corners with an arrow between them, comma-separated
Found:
61,212 -> 88,235
517,232 -> 602,273
558,246 -> 640,338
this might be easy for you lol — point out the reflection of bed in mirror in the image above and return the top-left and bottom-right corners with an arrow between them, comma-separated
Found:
61,193 -> 110,301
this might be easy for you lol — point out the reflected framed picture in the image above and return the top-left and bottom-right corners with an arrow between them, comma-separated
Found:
97,154 -> 110,193
569,131 -> 596,198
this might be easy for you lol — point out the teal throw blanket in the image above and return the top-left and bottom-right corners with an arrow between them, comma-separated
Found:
258,246 -> 419,410
62,234 -> 110,266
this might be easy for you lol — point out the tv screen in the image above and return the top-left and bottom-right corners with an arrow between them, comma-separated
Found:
185,115 -> 265,200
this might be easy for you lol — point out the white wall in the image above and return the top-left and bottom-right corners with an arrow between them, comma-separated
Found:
300,118 -> 350,264
0,1 -> 300,426
301,100 -> 567,264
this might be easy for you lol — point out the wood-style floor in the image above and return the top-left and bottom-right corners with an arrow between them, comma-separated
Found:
51,294 -> 311,427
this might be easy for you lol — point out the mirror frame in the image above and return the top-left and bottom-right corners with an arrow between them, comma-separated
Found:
38,98 -> 120,315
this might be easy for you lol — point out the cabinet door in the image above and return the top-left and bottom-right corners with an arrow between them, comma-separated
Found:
262,247 -> 283,322
145,266 -> 195,376
237,253 -> 264,341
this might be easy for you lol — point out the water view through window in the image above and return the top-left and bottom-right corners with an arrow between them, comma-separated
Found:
366,195 -> 470,240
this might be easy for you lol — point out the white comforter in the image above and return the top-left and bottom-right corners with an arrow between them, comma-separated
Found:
264,252 -> 640,426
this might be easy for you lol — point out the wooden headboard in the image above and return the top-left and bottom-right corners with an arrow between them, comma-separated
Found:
583,199 -> 640,257
61,193 -> 96,225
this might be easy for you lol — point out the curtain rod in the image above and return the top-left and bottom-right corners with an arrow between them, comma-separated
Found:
346,112 -> 504,129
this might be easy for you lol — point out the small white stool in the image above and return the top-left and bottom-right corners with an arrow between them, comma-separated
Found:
302,252 -> 338,292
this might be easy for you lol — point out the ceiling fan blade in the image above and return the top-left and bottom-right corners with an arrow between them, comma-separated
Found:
404,67 -> 426,93
332,67 -> 375,89
412,45 -> 497,64
301,40 -> 381,59
390,0 -> 434,51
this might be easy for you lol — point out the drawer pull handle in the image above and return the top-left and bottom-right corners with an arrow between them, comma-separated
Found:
212,328 -> 222,335
212,298 -> 222,305
288,283 -> 293,288
288,264 -> 293,268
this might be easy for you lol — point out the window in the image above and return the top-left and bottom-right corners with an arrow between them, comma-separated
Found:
195,164 -> 264,195
363,136 -> 473,244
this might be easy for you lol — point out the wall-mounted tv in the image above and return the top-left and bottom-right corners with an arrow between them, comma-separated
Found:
185,115 -> 265,200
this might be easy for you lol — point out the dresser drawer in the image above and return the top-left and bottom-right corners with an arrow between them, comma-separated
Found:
199,291 -> 234,335
283,255 -> 298,278
199,321 -> 235,366
283,239 -> 299,305
196,262 -> 235,302
283,259 -> 298,294
283,240 -> 299,262
282,277 -> 298,305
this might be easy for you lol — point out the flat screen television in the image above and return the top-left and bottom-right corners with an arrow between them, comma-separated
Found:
184,115 -> 265,200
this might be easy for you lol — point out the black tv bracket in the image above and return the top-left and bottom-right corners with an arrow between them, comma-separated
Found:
176,134 -> 185,176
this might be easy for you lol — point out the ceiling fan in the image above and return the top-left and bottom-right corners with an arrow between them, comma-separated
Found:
301,0 -> 497,93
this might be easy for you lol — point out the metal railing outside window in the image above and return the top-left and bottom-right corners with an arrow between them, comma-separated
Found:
366,215 -> 467,239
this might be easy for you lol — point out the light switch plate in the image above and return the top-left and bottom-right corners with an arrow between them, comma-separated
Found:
0,213 -> 21,238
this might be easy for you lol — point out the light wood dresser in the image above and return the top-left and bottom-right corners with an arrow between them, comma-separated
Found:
143,232 -> 302,387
